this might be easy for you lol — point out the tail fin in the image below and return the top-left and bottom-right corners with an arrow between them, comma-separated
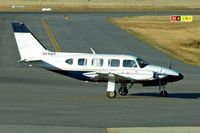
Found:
12,22 -> 48,62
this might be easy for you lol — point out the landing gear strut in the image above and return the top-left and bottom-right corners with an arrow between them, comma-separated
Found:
158,78 -> 168,97
159,81 -> 168,97
106,75 -> 117,98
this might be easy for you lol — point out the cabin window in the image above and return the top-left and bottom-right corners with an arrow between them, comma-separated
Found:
123,60 -> 137,68
92,58 -> 103,67
65,59 -> 73,65
108,59 -> 120,67
78,58 -> 87,66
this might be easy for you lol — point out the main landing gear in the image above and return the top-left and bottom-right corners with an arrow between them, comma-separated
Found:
106,76 -> 117,98
106,86 -> 128,98
106,77 -> 128,98
118,83 -> 128,96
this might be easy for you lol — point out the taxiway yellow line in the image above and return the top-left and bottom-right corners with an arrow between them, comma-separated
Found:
40,17 -> 61,52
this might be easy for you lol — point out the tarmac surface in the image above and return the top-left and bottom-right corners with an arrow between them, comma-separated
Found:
0,12 -> 200,131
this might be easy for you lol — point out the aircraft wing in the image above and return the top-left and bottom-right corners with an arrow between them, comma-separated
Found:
83,70 -> 157,81
114,71 -> 155,81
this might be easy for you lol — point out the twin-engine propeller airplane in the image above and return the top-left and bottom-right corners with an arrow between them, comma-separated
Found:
12,22 -> 184,98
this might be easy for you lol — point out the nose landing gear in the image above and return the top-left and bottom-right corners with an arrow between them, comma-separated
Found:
158,79 -> 168,97
160,90 -> 168,97
159,86 -> 168,97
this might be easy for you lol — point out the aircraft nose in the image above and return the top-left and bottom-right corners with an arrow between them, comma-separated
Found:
177,73 -> 184,81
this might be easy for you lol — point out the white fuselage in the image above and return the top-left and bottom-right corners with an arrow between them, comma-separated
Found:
33,52 -> 181,83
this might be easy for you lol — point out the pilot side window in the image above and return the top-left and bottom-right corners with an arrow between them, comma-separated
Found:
65,59 -> 73,65
92,58 -> 103,67
108,59 -> 120,67
78,58 -> 87,66
123,60 -> 137,68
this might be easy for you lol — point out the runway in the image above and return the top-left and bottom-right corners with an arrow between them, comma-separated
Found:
0,12 -> 200,131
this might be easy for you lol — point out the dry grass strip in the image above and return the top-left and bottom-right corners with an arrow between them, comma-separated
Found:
110,16 -> 200,66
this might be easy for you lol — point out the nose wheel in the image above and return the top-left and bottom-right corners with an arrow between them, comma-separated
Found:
159,86 -> 168,97
160,90 -> 168,97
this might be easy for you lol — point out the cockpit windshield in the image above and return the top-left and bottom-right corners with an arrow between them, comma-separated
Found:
136,58 -> 148,68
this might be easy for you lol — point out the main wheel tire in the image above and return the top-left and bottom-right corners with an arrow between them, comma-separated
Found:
160,90 -> 168,97
118,87 -> 128,96
107,91 -> 117,98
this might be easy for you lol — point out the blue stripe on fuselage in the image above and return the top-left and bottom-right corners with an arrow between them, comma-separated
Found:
49,70 -> 96,81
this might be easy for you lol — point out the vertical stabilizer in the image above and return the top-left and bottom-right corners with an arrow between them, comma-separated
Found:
12,22 -> 48,61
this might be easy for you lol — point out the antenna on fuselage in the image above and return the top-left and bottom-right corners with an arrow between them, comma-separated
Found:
90,48 -> 96,54
169,59 -> 172,69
